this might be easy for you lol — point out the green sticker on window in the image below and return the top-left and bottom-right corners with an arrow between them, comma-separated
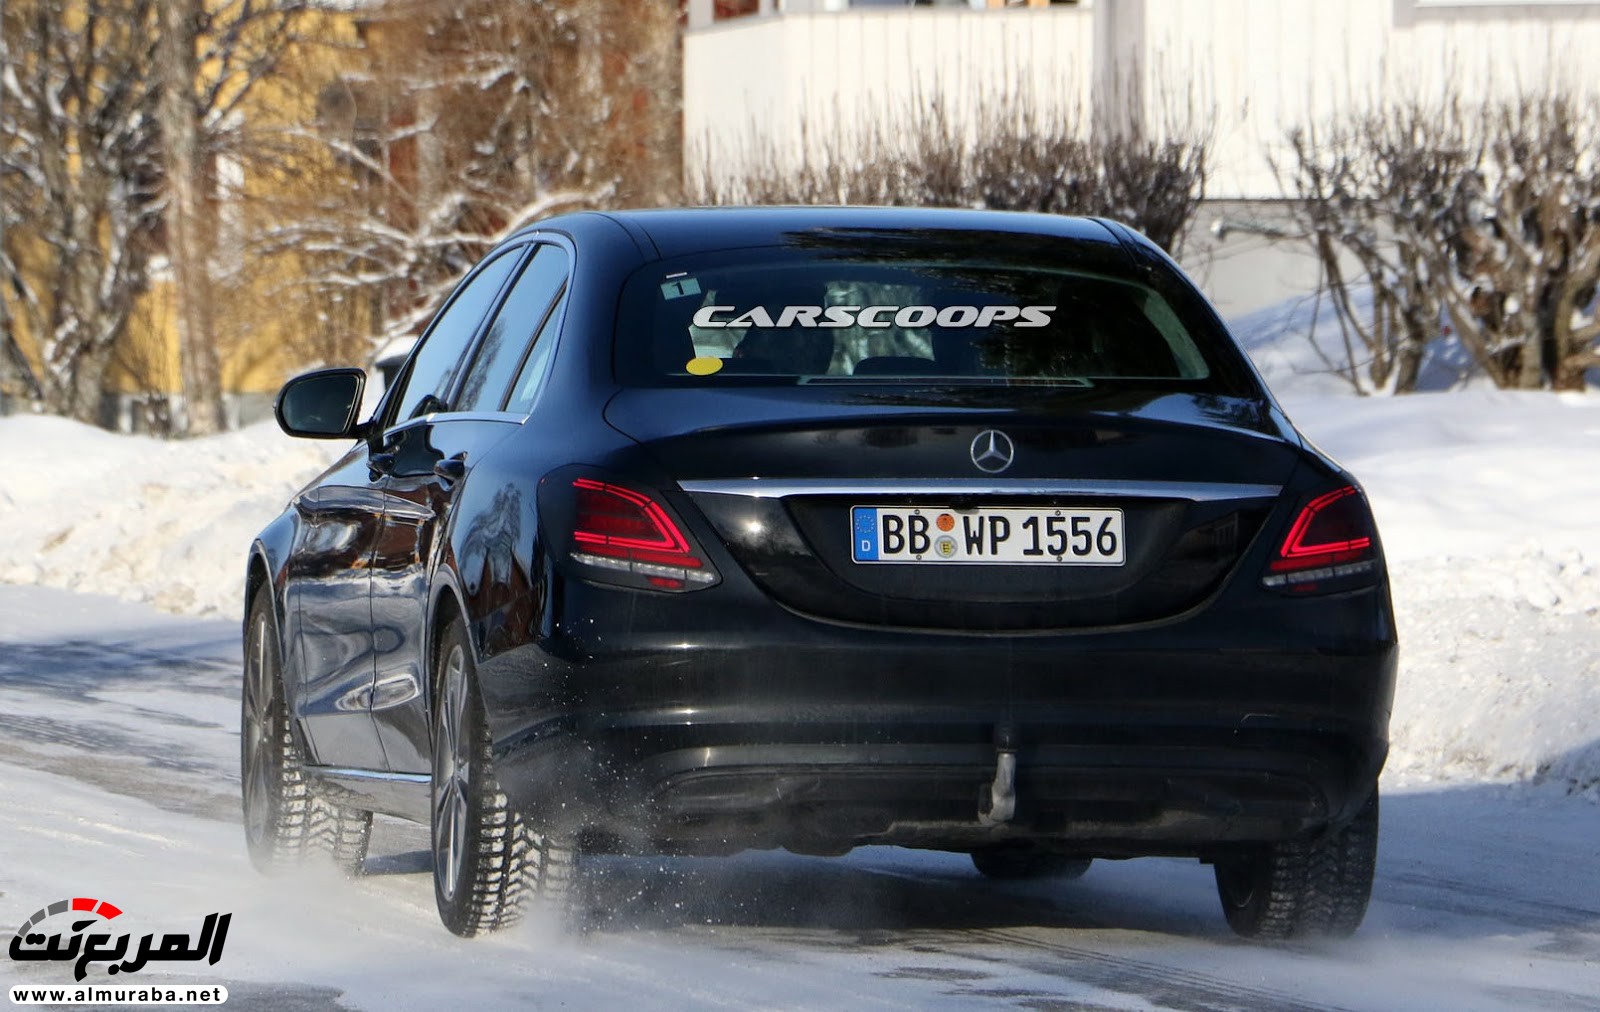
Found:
662,277 -> 701,300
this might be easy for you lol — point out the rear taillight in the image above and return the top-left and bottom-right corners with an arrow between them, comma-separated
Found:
568,478 -> 718,592
1262,485 -> 1378,592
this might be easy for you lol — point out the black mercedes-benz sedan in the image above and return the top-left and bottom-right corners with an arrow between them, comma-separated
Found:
242,207 -> 1395,941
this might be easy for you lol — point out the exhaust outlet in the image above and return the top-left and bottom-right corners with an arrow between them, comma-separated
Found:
978,724 -> 1018,827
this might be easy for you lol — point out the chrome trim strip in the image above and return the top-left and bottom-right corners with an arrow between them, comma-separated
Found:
370,674 -> 422,710
678,478 -> 1281,502
308,767 -> 431,786
381,499 -> 435,523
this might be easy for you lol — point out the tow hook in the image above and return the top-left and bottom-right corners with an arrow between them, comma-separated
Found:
978,724 -> 1018,827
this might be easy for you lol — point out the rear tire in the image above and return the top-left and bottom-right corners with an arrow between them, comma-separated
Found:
431,618 -> 577,937
241,590 -> 371,875
971,846 -> 1092,881
1214,789 -> 1379,940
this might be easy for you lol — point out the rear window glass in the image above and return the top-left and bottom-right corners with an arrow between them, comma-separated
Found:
616,245 -> 1238,390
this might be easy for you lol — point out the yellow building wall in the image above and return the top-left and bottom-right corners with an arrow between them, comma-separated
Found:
93,9 -> 378,399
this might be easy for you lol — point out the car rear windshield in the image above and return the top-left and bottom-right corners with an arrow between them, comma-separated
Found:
615,240 -> 1254,393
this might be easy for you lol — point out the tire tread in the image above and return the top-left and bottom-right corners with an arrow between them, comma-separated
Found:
1216,790 -> 1379,941
433,621 -> 578,937
243,592 -> 371,876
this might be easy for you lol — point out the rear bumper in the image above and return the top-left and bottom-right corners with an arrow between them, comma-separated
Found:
496,732 -> 1384,857
478,580 -> 1396,857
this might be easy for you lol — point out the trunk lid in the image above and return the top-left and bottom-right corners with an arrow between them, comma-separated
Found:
605,387 -> 1297,631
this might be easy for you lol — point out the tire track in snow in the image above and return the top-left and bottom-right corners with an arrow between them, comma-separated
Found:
0,624 -> 241,821
954,926 -> 1356,1012
1378,870 -> 1600,935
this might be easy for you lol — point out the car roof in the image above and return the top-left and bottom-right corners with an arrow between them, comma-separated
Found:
519,206 -> 1135,262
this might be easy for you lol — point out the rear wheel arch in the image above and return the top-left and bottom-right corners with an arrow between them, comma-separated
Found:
428,586 -> 468,716
427,570 -> 515,758
428,549 -> 522,713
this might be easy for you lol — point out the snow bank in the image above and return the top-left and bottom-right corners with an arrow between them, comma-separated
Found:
1284,391 -> 1600,793
1284,390 -> 1600,565
3,378 -> 1597,791
1388,555 -> 1600,792
0,415 -> 338,617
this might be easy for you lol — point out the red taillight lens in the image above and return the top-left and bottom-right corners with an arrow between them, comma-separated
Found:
573,478 -> 696,563
569,479 -> 717,591
1271,486 -> 1372,571
1263,485 -> 1378,591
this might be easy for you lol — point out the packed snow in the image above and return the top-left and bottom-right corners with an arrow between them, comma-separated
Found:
1,585 -> 1597,1010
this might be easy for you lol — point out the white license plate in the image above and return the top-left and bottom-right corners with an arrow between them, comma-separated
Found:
851,506 -> 1125,565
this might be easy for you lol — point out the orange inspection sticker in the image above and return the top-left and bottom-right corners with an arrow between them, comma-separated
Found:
936,513 -> 956,532
686,356 -> 724,376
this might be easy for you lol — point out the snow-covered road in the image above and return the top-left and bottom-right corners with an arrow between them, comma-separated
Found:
2,586 -> 1596,1011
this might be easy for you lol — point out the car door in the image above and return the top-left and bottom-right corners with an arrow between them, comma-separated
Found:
282,444 -> 391,770
286,248 -> 526,770
369,242 -> 572,772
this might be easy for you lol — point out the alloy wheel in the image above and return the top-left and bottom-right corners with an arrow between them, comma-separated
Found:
432,644 -> 473,903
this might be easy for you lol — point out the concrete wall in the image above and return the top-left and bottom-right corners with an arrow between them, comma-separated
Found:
1176,201 -> 1322,321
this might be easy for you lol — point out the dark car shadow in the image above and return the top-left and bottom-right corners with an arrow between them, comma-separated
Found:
571,761 -> 1600,948
360,848 -> 433,877
571,848 -> 1211,941
352,756 -> 1600,950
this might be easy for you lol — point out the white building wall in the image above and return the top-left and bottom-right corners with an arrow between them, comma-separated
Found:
1395,2 -> 1600,99
687,1 -> 1600,199
684,7 -> 1097,176
1140,0 -> 1393,200
683,1 -> 1600,316
1142,0 -> 1600,199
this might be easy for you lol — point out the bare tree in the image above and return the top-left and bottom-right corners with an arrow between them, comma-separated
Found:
1280,95 -> 1600,393
257,0 -> 681,357
0,0 -> 164,424
690,89 -> 1209,255
158,0 -> 223,434
160,0 -> 308,434
1274,112 -> 1465,394
1445,96 -> 1600,390
0,0 -> 309,429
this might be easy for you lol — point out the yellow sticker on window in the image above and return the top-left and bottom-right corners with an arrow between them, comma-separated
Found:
686,356 -> 724,376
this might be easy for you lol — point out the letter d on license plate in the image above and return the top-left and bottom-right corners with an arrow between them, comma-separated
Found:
852,506 -> 1125,566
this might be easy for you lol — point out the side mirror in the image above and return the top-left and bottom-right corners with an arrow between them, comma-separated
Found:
275,367 -> 367,440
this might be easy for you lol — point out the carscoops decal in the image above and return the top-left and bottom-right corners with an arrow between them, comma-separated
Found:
8,897 -> 230,982
692,305 -> 1055,329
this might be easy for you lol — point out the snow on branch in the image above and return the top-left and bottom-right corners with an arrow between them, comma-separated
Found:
1278,94 -> 1600,393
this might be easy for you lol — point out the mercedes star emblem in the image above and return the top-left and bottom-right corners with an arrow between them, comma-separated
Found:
970,430 -> 1015,474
